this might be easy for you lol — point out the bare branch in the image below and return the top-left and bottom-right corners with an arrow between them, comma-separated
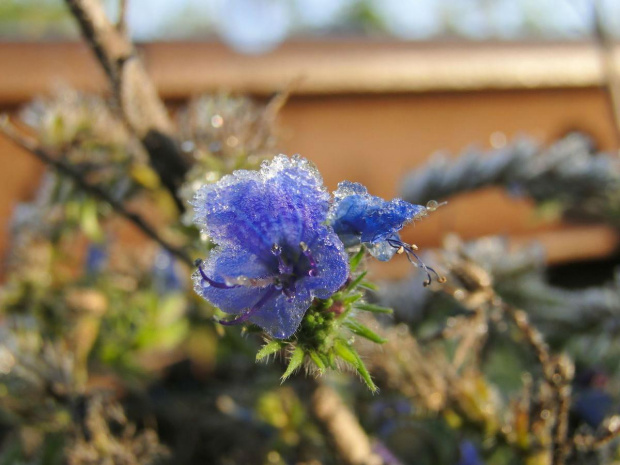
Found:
574,415 -> 620,450
0,116 -> 193,267
64,0 -> 189,210
116,0 -> 127,34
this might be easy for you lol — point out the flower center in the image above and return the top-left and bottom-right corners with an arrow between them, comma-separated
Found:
195,241 -> 321,326
270,242 -> 319,289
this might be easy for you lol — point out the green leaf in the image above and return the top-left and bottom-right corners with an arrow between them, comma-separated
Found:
256,340 -> 283,362
80,197 -> 103,241
345,320 -> 387,344
333,339 -> 378,392
346,271 -> 368,291
354,303 -> 393,314
349,246 -> 365,272
281,346 -> 305,381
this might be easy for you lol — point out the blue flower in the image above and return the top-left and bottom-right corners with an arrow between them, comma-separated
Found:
191,155 -> 349,339
153,249 -> 184,293
84,243 -> 108,275
457,440 -> 484,465
328,182 -> 443,285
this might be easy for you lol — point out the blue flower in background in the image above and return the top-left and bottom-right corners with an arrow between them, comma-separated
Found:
329,181 -> 442,285
192,155 -> 349,339
153,249 -> 184,293
573,369 -> 614,429
573,388 -> 613,428
457,440 -> 484,465
84,242 -> 108,275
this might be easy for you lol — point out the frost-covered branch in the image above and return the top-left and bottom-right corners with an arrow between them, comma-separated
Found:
401,134 -> 620,223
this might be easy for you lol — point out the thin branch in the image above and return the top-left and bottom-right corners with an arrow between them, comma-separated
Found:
64,0 -> 189,210
0,117 -> 193,267
500,300 -> 573,465
499,302 -> 551,373
116,0 -> 127,35
574,415 -> 620,450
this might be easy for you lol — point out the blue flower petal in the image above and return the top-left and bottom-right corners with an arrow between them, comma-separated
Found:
250,286 -> 313,339
329,181 -> 426,246
298,226 -> 348,299
366,240 -> 397,262
266,155 -> 330,230
192,247 -> 274,314
193,156 -> 329,258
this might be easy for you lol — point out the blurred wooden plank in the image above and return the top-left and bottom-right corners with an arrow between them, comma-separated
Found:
1,40 -> 619,275
0,40 -> 614,103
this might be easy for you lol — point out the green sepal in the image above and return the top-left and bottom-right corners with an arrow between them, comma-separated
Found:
256,340 -> 283,362
333,339 -> 378,392
349,246 -> 365,272
308,351 -> 326,374
281,346 -> 305,381
344,320 -> 387,344
354,303 -> 393,314
342,293 -> 363,306
346,271 -> 368,291
327,350 -> 336,369
359,281 -> 379,291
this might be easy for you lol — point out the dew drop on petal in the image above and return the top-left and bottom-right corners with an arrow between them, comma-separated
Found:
426,200 -> 439,211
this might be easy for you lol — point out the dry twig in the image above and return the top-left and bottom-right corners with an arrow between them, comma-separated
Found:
311,382 -> 383,465
574,415 -> 620,450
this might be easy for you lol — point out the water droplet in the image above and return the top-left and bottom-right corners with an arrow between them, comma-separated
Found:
490,131 -> 507,149
426,200 -> 439,211
211,115 -> 224,128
